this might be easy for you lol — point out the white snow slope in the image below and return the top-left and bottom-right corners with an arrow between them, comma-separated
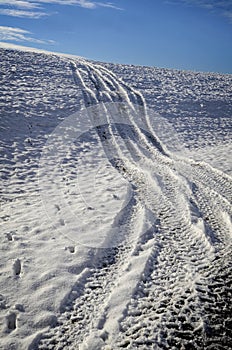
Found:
0,47 -> 232,350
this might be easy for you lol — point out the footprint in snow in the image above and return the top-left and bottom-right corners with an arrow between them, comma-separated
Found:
65,246 -> 75,253
55,204 -> 60,212
13,259 -> 21,277
0,294 -> 7,309
59,218 -> 65,226
14,304 -> 24,312
112,194 -> 120,200
6,312 -> 17,332
5,232 -> 13,241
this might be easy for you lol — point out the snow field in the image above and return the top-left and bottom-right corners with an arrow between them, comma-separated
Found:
0,47 -> 231,349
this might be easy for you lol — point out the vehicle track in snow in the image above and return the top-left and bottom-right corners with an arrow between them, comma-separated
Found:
36,58 -> 232,349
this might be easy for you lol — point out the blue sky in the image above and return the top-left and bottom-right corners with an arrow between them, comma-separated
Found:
0,0 -> 231,73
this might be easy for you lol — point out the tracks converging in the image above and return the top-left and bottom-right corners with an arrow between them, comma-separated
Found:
37,59 -> 232,349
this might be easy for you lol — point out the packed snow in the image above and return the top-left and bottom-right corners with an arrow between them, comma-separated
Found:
0,46 -> 231,350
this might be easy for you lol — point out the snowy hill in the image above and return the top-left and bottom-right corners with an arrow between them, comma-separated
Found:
0,47 -> 231,350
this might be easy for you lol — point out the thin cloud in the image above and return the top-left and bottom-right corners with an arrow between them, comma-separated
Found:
0,9 -> 47,18
97,2 -> 123,10
0,26 -> 55,44
0,0 -> 123,19
166,0 -> 232,22
32,0 -> 122,9
38,0 -> 123,10
223,10 -> 232,22
0,1 -> 40,9
185,0 -> 232,8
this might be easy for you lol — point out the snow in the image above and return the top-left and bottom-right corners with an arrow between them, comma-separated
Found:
0,46 -> 231,350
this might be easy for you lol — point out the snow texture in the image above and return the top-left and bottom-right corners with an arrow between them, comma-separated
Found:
0,47 -> 231,349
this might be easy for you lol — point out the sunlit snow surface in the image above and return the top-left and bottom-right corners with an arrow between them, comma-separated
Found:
0,48 -> 232,349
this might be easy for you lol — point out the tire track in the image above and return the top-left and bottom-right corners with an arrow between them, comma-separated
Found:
36,58 -> 232,349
